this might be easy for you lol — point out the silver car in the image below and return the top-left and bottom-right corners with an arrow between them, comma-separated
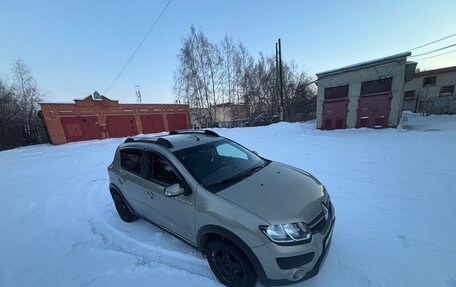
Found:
107,130 -> 335,287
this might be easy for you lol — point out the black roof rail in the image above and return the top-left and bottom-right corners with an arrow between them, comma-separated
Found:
157,138 -> 174,148
123,137 -> 173,148
168,129 -> 219,137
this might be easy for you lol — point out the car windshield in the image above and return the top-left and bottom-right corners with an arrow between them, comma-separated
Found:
173,138 -> 267,192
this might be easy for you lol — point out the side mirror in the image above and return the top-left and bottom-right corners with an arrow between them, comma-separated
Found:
164,183 -> 185,197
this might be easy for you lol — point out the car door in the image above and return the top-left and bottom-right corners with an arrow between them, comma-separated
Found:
118,148 -> 149,216
141,151 -> 196,244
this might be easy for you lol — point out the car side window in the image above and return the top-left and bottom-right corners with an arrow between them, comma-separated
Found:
147,152 -> 179,185
120,148 -> 142,174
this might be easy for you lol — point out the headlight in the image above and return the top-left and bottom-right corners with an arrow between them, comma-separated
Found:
260,222 -> 311,244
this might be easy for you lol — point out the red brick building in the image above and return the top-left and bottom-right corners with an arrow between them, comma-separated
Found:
39,95 -> 190,144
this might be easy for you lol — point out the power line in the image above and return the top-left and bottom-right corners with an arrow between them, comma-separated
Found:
105,0 -> 172,94
281,59 -> 317,85
409,43 -> 456,58
413,48 -> 456,61
409,33 -> 456,51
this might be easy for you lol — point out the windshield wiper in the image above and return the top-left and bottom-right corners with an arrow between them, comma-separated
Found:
207,161 -> 268,188
242,162 -> 266,177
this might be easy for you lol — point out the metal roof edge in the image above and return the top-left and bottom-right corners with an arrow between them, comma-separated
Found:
316,52 -> 412,78
38,101 -> 74,105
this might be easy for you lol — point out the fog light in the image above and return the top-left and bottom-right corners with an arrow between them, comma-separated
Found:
292,268 -> 306,281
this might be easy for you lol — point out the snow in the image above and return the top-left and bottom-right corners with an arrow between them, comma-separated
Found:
1,112 -> 455,287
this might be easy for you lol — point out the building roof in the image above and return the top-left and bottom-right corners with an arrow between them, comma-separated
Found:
316,52 -> 412,78
413,65 -> 456,78
39,95 -> 115,105
39,94 -> 189,106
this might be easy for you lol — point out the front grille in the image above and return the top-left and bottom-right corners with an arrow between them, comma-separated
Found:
309,201 -> 331,233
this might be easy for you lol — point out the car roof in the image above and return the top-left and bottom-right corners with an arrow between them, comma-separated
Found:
121,130 -> 223,152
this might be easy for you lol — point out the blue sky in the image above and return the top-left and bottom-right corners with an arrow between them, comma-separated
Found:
1,0 -> 455,104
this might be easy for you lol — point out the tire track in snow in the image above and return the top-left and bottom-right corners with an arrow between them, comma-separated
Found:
83,177 -> 219,284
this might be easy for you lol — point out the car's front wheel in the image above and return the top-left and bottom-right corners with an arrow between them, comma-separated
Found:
206,240 -> 256,287
110,190 -> 138,222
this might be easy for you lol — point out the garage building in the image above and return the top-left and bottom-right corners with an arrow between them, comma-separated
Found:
316,52 -> 416,130
39,94 -> 190,144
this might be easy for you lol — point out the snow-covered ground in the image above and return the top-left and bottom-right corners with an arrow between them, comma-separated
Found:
1,112 -> 455,287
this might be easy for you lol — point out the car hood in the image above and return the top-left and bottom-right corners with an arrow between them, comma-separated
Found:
217,162 -> 326,225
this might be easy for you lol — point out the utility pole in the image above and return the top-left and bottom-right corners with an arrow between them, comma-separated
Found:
276,38 -> 285,121
135,85 -> 142,103
275,42 -> 280,118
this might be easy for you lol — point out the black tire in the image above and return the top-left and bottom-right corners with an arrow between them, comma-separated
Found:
206,240 -> 257,287
111,191 -> 138,222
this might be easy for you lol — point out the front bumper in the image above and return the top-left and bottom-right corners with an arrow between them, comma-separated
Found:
253,204 -> 335,286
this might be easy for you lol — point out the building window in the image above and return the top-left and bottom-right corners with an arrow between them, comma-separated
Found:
361,77 -> 392,95
404,90 -> 416,100
324,85 -> 349,100
423,76 -> 436,87
440,85 -> 454,96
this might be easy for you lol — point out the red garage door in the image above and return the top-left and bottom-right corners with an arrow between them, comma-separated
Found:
60,116 -> 101,143
167,113 -> 188,131
322,99 -> 349,130
140,114 -> 165,134
106,115 -> 138,138
356,93 -> 392,128
356,78 -> 393,128
322,85 -> 349,130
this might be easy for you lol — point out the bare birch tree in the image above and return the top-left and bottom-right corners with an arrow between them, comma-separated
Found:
0,60 -> 46,149
12,60 -> 44,140
174,27 -> 316,127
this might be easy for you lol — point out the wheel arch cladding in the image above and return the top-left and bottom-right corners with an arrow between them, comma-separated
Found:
197,225 -> 269,285
109,183 -> 125,198
109,183 -> 136,213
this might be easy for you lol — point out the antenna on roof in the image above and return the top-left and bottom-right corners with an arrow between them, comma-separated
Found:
135,85 -> 142,103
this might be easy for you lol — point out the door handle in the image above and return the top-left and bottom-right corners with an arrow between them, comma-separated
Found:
147,191 -> 154,200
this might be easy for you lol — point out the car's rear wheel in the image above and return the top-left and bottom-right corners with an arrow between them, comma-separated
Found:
206,240 -> 256,287
111,191 -> 138,222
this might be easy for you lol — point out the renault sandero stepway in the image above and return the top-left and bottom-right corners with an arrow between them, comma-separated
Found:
108,130 -> 335,287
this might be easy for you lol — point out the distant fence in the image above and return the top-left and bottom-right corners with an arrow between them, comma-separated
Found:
425,96 -> 456,115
